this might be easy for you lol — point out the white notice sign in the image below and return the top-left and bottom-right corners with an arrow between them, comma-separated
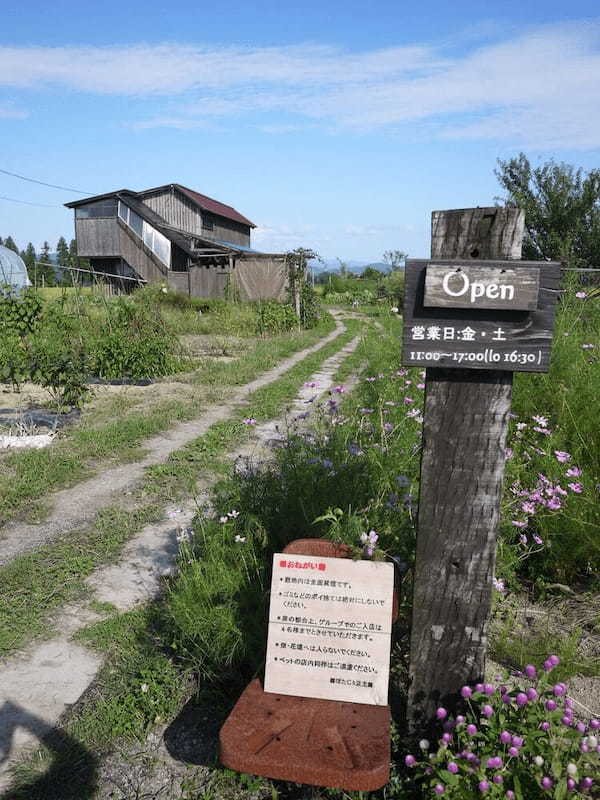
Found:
264,553 -> 394,706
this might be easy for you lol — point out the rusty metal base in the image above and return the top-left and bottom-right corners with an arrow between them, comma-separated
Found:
219,678 -> 390,791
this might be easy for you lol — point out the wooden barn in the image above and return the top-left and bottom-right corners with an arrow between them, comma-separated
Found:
65,184 -> 287,299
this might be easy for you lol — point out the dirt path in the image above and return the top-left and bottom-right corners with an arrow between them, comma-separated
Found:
0,315 -> 349,568
0,326 -> 363,792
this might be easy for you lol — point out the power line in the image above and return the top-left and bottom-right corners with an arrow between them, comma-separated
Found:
0,167 -> 92,194
0,194 -> 63,208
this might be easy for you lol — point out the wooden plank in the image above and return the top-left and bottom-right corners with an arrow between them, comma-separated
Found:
403,259 -> 561,373
406,206 -> 526,735
431,207 -> 524,261
424,264 -> 540,311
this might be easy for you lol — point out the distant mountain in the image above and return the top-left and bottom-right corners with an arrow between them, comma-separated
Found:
310,259 -> 398,275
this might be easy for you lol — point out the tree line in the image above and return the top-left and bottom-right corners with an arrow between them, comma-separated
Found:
0,235 -> 88,286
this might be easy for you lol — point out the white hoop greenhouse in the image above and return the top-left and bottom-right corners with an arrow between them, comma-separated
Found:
0,245 -> 30,289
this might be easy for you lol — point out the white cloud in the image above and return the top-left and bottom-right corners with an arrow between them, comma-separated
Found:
1,21 -> 599,148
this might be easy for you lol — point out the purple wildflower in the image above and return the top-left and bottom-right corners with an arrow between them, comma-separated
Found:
525,664 -> 537,678
516,693 -> 528,707
554,450 -> 571,462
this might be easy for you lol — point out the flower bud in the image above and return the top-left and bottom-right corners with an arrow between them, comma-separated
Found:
516,693 -> 528,707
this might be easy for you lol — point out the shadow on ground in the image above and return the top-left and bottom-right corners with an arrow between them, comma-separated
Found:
163,690 -> 229,767
0,701 -> 98,800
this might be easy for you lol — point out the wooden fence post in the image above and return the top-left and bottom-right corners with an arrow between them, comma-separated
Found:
406,206 -> 525,733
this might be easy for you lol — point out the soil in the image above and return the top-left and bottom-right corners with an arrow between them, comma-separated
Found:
0,315 -> 347,567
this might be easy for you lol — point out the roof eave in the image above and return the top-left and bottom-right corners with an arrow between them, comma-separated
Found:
64,189 -> 138,209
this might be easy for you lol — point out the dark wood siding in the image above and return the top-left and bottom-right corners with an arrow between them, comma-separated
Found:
203,215 -> 251,247
75,218 -> 120,257
140,187 -> 251,246
189,264 -> 229,298
141,188 -> 204,236
167,272 -> 190,294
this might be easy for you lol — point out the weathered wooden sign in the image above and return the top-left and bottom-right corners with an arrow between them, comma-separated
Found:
264,554 -> 394,706
424,264 -> 540,311
402,258 -> 561,372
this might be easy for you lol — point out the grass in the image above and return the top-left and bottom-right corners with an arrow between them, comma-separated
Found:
6,607 -> 187,800
0,315 -> 373,798
0,318 -> 363,661
4,288 -> 600,799
0,503 -> 163,656
497,282 -> 600,586
0,313 -> 336,524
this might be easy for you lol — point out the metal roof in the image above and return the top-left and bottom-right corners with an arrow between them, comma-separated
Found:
66,183 -> 255,228
173,185 -> 255,228
0,245 -> 29,289
213,239 -> 283,257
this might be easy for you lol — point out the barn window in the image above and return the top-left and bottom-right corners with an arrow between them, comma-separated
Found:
203,214 -> 214,231
119,200 -> 170,266
76,198 -> 118,218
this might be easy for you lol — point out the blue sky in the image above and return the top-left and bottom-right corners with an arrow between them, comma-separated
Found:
1,0 -> 599,262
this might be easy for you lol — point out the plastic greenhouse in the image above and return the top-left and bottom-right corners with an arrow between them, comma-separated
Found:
0,245 -> 30,290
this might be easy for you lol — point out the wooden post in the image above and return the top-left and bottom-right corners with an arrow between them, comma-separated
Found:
407,207 -> 525,733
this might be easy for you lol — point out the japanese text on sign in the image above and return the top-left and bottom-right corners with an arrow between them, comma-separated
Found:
401,259 -> 561,373
264,554 -> 394,705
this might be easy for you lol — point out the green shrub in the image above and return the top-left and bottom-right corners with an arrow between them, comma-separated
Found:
88,298 -> 179,380
0,287 -> 43,335
0,332 -> 29,389
299,283 -> 321,328
27,305 -> 89,408
254,300 -> 298,335
379,269 -> 405,306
